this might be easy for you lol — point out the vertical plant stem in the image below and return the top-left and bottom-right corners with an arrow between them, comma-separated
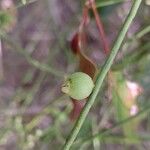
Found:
62,0 -> 142,149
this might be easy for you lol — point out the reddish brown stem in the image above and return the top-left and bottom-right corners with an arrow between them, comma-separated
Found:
88,0 -> 110,54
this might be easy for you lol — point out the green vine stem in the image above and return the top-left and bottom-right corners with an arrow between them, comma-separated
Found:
96,0 -> 125,8
62,0 -> 142,149
135,25 -> 150,39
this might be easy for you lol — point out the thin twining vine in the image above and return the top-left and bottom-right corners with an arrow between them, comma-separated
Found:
62,0 -> 142,150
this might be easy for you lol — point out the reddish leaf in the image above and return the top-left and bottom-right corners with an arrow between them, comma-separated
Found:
79,51 -> 97,79
70,99 -> 85,121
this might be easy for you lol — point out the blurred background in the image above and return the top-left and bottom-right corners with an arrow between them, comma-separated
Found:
0,0 -> 150,149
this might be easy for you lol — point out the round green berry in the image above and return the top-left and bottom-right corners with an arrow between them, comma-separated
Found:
61,72 -> 94,100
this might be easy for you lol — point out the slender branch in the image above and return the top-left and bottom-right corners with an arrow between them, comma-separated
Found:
0,33 -> 64,78
62,0 -> 142,149
96,0 -> 129,8
122,24 -> 150,48
101,134 -> 150,143
112,43 -> 150,70
15,0 -> 40,9
135,25 -> 150,39
112,25 -> 150,70
80,104 -> 150,144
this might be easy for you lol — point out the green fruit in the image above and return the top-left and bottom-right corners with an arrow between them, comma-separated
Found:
61,72 -> 94,100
